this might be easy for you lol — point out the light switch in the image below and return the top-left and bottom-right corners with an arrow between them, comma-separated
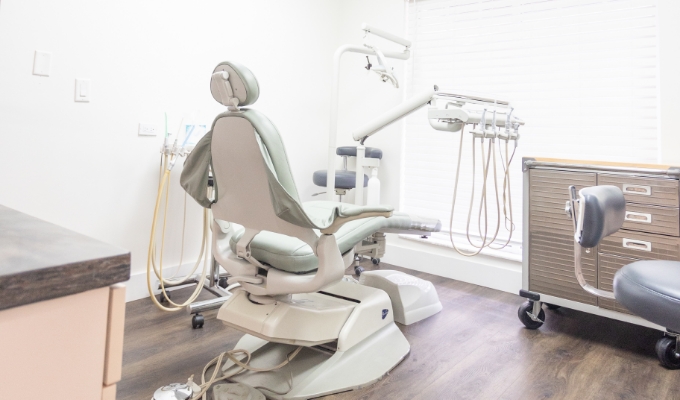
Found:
75,79 -> 90,102
33,51 -> 52,76
138,123 -> 160,136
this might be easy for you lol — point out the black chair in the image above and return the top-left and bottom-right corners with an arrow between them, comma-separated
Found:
565,185 -> 680,369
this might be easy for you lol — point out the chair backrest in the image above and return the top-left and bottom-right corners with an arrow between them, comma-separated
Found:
576,185 -> 626,248
208,62 -> 318,246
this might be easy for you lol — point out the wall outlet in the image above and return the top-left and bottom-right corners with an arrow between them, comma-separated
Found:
138,123 -> 160,136
33,51 -> 52,77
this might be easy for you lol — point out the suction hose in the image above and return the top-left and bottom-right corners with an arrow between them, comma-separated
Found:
146,155 -> 211,311
448,124 -> 516,256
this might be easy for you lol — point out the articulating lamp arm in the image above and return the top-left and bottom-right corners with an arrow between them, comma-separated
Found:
352,87 -> 438,143
362,23 -> 412,48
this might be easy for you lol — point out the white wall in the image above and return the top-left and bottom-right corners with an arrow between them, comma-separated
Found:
0,0 -> 341,284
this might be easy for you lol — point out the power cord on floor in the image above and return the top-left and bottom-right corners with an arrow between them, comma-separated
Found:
188,346 -> 304,400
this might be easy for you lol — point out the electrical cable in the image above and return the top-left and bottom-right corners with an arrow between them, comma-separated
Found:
187,346 -> 304,400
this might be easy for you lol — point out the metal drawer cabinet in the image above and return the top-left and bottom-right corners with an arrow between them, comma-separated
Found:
599,230 -> 680,261
521,158 -> 680,330
598,254 -> 635,314
598,173 -> 679,207
620,204 -> 679,236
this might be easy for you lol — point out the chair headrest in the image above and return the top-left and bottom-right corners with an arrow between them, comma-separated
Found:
210,61 -> 260,108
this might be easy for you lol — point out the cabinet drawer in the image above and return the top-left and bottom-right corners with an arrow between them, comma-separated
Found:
622,204 -> 679,237
599,230 -> 680,261
598,174 -> 679,207
529,169 -> 596,233
529,230 -> 597,305
597,254 -> 633,315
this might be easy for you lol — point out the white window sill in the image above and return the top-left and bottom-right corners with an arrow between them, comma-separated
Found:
398,233 -> 522,263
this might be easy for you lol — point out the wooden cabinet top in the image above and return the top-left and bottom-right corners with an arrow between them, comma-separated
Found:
0,205 -> 130,310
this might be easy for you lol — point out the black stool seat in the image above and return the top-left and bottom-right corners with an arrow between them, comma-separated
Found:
313,170 -> 368,189
336,146 -> 383,160
614,260 -> 680,332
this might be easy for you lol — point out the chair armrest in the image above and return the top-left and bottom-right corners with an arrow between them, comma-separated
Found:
319,203 -> 393,234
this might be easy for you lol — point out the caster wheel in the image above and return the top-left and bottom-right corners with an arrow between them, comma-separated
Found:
158,291 -> 171,304
655,337 -> 680,369
371,258 -> 380,265
354,266 -> 365,276
546,303 -> 561,310
517,301 -> 545,330
192,314 -> 204,329
218,277 -> 229,289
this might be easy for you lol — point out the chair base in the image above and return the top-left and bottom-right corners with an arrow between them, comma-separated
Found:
222,322 -> 409,400
359,269 -> 443,325
216,279 -> 396,347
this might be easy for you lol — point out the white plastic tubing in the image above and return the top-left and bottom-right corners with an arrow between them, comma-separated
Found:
146,153 -> 211,311
447,122 -> 518,257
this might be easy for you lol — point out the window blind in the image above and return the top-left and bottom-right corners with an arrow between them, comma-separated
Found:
401,0 -> 659,256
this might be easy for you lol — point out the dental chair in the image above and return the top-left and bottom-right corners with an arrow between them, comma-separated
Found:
566,185 -> 680,369
180,61 -> 442,399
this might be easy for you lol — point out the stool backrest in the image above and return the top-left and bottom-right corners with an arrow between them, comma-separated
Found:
575,185 -> 626,248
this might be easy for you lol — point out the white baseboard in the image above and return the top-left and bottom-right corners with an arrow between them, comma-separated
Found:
124,262 -> 208,302
380,235 -> 522,294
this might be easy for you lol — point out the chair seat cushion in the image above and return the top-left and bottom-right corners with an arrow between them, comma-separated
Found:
312,170 -> 368,189
230,216 -> 385,274
614,260 -> 680,332
228,201 -> 442,274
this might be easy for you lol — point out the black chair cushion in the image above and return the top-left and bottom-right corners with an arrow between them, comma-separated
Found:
578,185 -> 625,248
313,170 -> 368,189
614,260 -> 680,332
336,146 -> 383,160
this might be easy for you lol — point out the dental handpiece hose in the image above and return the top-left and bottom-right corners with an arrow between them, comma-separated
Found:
147,122 -> 211,311
146,167 -> 210,312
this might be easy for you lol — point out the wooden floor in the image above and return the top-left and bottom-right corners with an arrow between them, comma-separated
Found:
119,262 -> 680,400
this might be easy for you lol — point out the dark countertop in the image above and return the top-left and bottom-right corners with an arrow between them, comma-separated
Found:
0,204 -> 130,311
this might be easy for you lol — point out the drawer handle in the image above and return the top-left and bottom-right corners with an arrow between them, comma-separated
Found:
622,238 -> 652,252
623,184 -> 651,196
625,211 -> 652,224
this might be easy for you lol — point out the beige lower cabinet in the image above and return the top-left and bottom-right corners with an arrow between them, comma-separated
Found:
0,284 -> 126,400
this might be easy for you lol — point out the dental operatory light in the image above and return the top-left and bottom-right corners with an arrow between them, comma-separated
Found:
364,56 -> 372,70
364,44 -> 399,87
326,23 -> 411,200
361,23 -> 408,88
